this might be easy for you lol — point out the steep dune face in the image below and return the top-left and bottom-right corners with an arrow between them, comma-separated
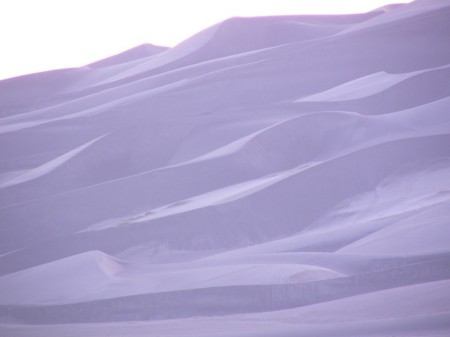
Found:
1,1 -> 450,336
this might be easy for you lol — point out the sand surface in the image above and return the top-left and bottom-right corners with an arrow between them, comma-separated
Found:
1,1 -> 449,336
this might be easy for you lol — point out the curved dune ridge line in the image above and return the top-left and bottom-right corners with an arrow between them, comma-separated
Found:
87,44 -> 169,69
0,251 -> 125,304
0,134 -> 107,189
1,1 -> 450,336
85,161 -> 317,231
295,64 -> 450,102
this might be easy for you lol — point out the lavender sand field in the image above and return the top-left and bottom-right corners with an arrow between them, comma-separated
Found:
1,0 -> 450,336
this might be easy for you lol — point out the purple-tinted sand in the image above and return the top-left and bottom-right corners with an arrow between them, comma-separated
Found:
1,1 -> 450,336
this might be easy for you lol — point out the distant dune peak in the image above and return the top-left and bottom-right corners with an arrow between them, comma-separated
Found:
88,43 -> 169,68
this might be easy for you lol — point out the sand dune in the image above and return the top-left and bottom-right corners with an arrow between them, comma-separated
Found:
0,1 -> 449,336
